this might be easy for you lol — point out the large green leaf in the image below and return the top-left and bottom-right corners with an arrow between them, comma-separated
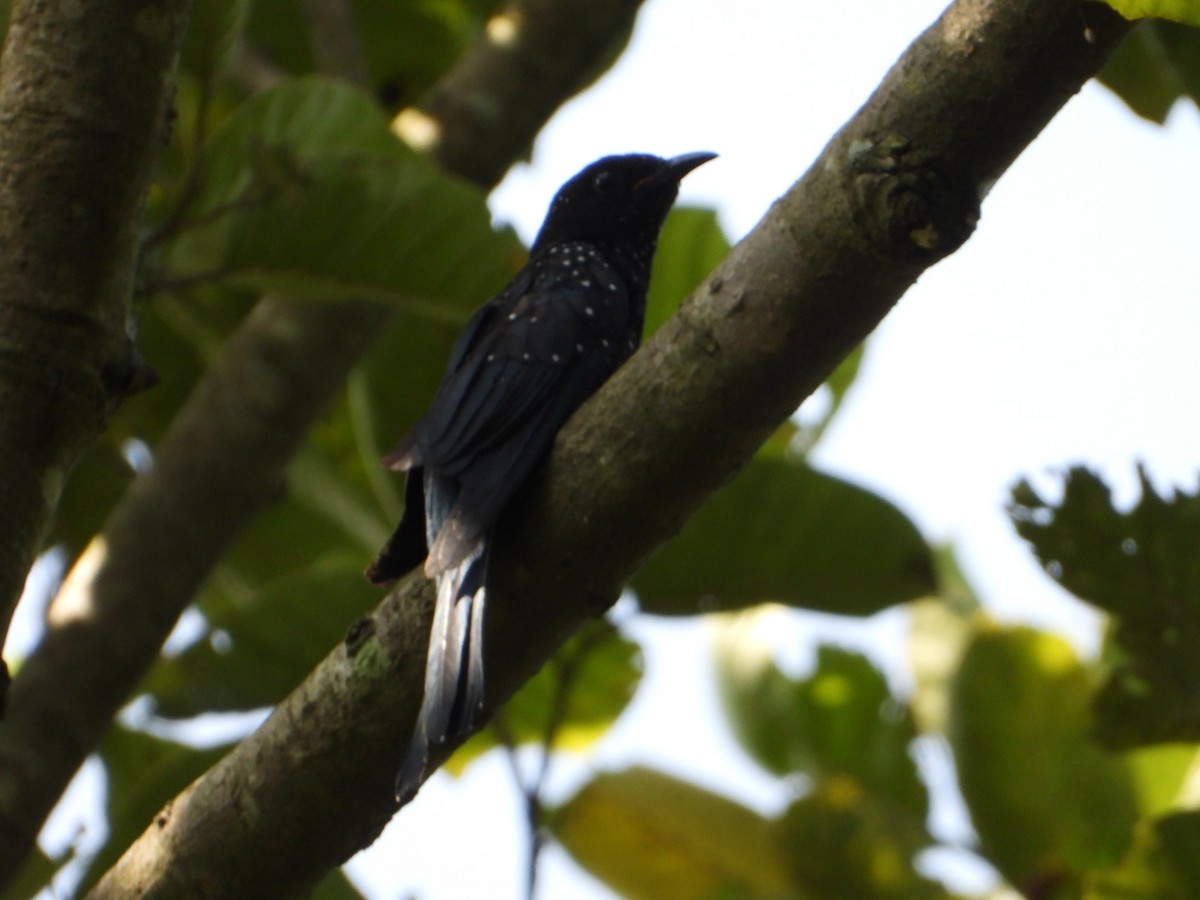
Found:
1010,466 -> 1200,747
715,631 -> 930,850
145,559 -> 378,716
774,785 -> 949,900
167,78 -> 521,309
633,457 -> 934,617
552,766 -> 793,900
949,626 -> 1139,894
1098,21 -> 1200,122
1099,0 -> 1200,25
446,621 -> 643,774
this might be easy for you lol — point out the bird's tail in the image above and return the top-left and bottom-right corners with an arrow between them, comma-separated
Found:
395,544 -> 488,801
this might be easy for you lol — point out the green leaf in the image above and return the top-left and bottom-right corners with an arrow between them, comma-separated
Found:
774,784 -> 950,900
78,727 -> 232,895
1098,21 -> 1200,122
168,78 -> 521,309
793,344 -> 865,452
715,631 -> 930,848
644,206 -> 731,337
1089,811 -> 1200,900
1098,0 -> 1200,25
907,547 -> 984,732
47,438 -> 134,560
4,846 -> 64,900
552,766 -> 793,900
311,868 -> 369,900
244,0 -> 502,107
633,457 -> 934,617
447,622 -> 642,773
948,626 -> 1139,893
179,0 -> 247,80
1123,743 -> 1200,818
145,559 -> 378,716
1010,466 -> 1200,747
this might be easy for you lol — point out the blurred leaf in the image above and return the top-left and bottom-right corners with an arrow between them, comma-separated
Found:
793,345 -> 865,453
949,626 -> 1139,894
122,287 -> 253,445
244,0 -> 502,107
715,633 -> 930,849
552,766 -> 793,900
4,847 -> 63,900
79,727 -> 232,894
644,206 -> 730,337
47,438 -> 134,560
168,77 -> 520,309
1098,21 -> 1200,122
1123,744 -> 1200,817
633,457 -> 934,617
180,0 -> 247,81
145,559 -> 377,716
908,547 -> 983,732
311,868 -> 369,900
774,783 -> 949,900
1098,1 -> 1200,25
1089,811 -> 1200,900
447,622 -> 642,773
1010,466 -> 1200,747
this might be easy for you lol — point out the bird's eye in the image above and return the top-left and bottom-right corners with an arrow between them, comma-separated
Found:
593,171 -> 616,194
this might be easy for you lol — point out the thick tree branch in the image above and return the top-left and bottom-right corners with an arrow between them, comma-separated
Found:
407,0 -> 645,184
0,0 -> 649,889
0,0 -> 190,684
86,1 -> 1131,897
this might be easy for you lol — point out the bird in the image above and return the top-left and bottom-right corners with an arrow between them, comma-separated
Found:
367,151 -> 716,801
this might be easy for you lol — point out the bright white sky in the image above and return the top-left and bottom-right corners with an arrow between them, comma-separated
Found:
354,1 -> 1200,898
24,1 -> 1200,898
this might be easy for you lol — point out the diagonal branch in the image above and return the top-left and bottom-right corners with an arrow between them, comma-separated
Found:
85,1 -> 1131,896
0,0 -> 650,889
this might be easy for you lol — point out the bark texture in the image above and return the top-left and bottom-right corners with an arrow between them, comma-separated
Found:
0,0 -> 191,676
0,0 -> 649,889
85,1 -> 1130,897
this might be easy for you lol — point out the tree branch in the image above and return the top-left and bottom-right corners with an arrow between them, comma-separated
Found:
85,0 -> 1131,896
0,0 -> 190,684
295,0 -> 370,87
408,0 -> 645,185
0,0 -> 650,890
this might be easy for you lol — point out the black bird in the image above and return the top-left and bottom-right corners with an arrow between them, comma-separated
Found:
367,151 -> 716,800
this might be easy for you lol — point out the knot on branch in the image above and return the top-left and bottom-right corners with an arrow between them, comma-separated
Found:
101,338 -> 159,407
847,132 -> 980,262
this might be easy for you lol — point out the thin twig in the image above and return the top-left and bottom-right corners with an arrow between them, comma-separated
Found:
496,621 -> 613,900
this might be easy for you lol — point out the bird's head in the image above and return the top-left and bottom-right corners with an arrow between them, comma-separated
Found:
530,152 -> 716,255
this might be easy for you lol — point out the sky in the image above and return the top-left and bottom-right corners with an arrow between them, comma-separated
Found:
350,1 -> 1200,898
20,1 -> 1200,898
